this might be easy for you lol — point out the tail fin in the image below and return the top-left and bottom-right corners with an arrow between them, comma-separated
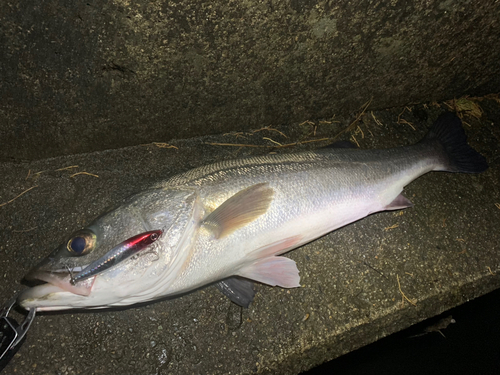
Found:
425,112 -> 488,173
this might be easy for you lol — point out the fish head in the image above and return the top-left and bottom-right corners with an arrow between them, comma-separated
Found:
18,188 -> 200,311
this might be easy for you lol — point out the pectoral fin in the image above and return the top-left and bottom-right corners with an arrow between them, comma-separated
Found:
215,277 -> 256,308
237,256 -> 300,288
202,183 -> 274,239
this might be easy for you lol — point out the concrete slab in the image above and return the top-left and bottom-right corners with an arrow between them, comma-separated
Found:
2,0 -> 500,160
0,102 -> 499,374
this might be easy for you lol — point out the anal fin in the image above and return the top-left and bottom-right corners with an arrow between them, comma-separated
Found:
237,256 -> 300,288
384,193 -> 413,210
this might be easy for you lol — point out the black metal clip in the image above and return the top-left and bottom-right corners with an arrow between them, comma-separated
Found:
0,295 -> 36,361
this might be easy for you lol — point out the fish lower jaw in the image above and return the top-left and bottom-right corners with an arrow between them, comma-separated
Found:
27,270 -> 96,296
17,283 -> 111,311
17,283 -> 74,311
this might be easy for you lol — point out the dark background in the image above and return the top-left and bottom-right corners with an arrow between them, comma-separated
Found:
304,288 -> 500,374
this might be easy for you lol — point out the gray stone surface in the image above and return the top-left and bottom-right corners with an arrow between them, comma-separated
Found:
1,0 -> 500,160
0,102 -> 499,374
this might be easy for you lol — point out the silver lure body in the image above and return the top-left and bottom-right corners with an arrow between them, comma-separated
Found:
18,113 -> 487,310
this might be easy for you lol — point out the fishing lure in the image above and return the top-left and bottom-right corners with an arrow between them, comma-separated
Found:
70,230 -> 162,285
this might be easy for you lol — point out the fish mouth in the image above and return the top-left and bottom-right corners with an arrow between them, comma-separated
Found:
25,269 -> 96,297
17,270 -> 97,312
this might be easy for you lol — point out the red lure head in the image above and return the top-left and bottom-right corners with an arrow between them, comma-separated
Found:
126,230 -> 163,249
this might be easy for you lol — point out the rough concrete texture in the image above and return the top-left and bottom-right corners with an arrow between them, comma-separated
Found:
0,98 -> 499,374
1,0 -> 500,160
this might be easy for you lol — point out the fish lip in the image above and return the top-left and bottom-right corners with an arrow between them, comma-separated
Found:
25,268 -> 68,282
25,269 -> 95,297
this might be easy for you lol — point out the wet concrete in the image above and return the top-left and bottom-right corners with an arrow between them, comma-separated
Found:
0,101 -> 499,374
1,0 -> 500,160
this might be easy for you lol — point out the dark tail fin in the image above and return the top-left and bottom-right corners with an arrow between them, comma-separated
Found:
425,112 -> 488,173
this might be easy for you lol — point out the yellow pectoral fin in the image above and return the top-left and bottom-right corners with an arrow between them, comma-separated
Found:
202,183 -> 274,239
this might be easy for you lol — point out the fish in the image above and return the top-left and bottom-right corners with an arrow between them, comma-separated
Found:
18,112 -> 487,311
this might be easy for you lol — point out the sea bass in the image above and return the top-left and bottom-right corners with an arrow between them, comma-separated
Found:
18,113 -> 487,311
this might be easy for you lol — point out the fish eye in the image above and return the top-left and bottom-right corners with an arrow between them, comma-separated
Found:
67,230 -> 96,256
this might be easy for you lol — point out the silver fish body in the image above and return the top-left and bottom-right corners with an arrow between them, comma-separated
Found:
18,113 -> 487,311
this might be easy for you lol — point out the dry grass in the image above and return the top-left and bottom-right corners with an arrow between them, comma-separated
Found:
444,97 -> 483,120
397,107 -> 416,130
70,172 -> 99,178
0,186 -> 38,207
397,274 -> 417,307
331,98 -> 372,141
207,138 -> 330,149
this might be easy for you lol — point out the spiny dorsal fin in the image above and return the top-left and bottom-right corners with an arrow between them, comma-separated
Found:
202,183 -> 274,239
322,140 -> 358,149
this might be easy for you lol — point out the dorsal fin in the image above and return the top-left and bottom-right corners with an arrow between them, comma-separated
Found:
322,140 -> 358,149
